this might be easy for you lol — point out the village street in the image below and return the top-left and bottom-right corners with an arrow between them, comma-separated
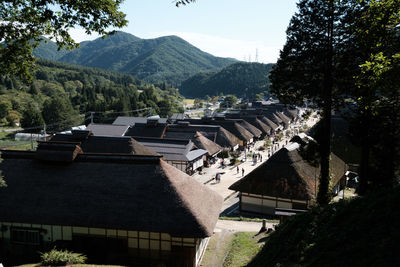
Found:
192,113 -> 320,232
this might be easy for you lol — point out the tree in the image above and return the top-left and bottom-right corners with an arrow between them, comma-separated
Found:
220,95 -> 238,109
21,104 -> 45,132
0,0 -> 127,80
42,96 -> 80,131
351,0 -> 400,194
270,0 -> 363,204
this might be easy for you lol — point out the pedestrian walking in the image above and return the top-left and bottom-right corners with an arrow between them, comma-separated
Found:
260,155 -> 263,162
242,168 -> 245,177
237,166 -> 239,174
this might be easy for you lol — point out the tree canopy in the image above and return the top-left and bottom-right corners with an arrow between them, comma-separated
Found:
0,0 -> 127,80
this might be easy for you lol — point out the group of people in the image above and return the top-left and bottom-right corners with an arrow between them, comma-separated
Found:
236,166 -> 245,177
252,153 -> 262,164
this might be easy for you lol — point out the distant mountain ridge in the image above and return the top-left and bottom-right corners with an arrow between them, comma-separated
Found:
179,62 -> 275,98
33,31 -> 236,85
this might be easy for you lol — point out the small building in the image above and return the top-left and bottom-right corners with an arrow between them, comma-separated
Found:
229,137 -> 347,216
0,142 -> 222,266
132,137 -> 208,175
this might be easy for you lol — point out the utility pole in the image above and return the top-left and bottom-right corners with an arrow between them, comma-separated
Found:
90,112 -> 95,124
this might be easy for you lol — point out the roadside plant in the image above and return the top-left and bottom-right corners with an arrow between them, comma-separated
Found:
40,247 -> 87,266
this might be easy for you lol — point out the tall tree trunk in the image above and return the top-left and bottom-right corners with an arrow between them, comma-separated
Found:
317,0 -> 334,205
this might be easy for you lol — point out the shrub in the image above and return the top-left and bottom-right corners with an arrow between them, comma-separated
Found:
40,247 -> 87,266
217,150 -> 230,158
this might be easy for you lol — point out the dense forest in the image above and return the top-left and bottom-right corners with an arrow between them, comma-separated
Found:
33,32 -> 236,86
0,59 -> 184,131
179,62 -> 274,99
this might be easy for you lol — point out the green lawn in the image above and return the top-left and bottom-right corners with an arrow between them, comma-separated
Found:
223,232 -> 265,267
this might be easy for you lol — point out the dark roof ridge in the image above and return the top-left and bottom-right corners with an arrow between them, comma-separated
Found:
0,149 -> 162,163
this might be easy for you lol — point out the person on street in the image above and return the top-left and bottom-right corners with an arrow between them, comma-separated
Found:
242,168 -> 245,177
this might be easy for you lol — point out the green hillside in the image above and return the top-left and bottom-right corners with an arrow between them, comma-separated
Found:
179,62 -> 274,98
33,32 -> 235,86
248,187 -> 400,266
32,37 -> 68,61
0,59 -> 184,131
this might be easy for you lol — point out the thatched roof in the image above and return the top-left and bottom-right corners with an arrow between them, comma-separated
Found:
193,132 -> 222,157
165,123 -> 240,149
229,141 -> 347,201
233,119 -> 263,138
259,116 -> 279,131
242,117 -> 272,136
0,150 -> 222,238
210,120 -> 254,142
50,132 -> 159,156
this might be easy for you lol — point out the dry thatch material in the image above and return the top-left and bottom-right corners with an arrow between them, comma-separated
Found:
0,150 -> 222,238
193,132 -> 222,157
242,117 -> 272,136
235,120 -> 263,138
229,141 -> 347,201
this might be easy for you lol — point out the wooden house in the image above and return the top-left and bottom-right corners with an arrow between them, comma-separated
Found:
0,140 -> 222,266
132,137 -> 208,175
229,137 -> 347,216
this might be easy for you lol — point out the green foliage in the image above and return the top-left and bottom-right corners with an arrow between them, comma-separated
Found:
0,59 -> 184,130
220,95 -> 238,109
217,150 -> 230,158
34,32 -> 235,86
180,62 -> 273,98
0,0 -> 127,80
248,187 -> 400,267
40,247 -> 87,266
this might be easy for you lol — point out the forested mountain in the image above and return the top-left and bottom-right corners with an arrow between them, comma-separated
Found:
33,31 -> 236,85
0,59 -> 184,131
179,62 -> 274,98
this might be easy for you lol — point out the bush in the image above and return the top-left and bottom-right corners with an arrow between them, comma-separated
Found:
217,150 -> 230,158
40,247 -> 87,266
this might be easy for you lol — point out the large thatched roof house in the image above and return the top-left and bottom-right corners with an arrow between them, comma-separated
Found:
0,138 -> 222,266
229,136 -> 347,216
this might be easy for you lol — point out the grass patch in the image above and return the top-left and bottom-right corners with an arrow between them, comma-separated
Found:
0,130 -> 36,150
223,232 -> 264,267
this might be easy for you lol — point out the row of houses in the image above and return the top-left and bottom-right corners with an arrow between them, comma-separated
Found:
81,103 -> 302,175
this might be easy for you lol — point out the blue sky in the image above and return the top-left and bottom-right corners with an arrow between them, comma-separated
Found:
70,0 -> 298,63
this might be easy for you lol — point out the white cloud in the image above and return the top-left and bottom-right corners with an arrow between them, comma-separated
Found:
68,28 -> 101,43
142,31 -> 281,63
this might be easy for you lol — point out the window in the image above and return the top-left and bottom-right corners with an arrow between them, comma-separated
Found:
11,228 -> 40,245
